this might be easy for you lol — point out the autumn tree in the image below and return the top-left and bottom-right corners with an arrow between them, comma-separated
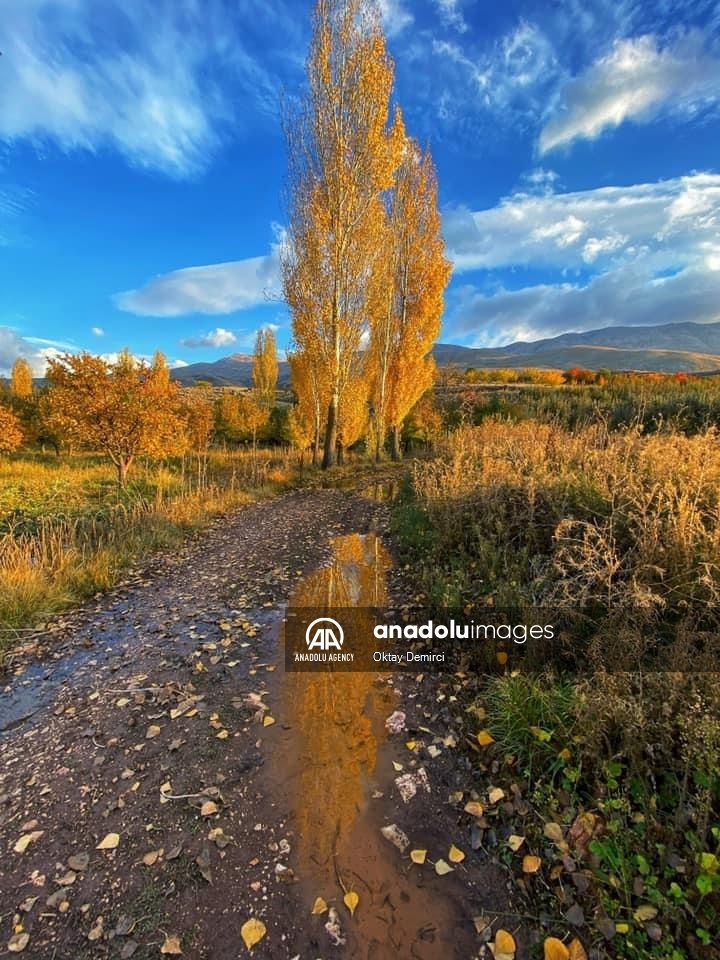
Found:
45,349 -> 184,485
10,358 -> 33,399
282,0 -> 403,467
370,134 -> 451,460
0,401 -> 23,453
287,349 -> 328,464
215,391 -> 267,448
252,327 -> 279,412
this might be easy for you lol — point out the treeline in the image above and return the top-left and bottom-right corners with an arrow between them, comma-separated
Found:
0,330 -> 280,486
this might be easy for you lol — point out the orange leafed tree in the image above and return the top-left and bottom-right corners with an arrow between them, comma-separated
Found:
45,349 -> 185,485
253,327 -> 279,411
282,0 -> 403,467
0,401 -> 23,453
10,358 -> 34,399
370,134 -> 451,460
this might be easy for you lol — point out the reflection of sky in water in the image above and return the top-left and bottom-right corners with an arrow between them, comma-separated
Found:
283,534 -> 392,869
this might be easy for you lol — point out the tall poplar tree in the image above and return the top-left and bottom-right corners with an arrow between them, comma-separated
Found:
371,135 -> 451,459
252,327 -> 279,411
282,0 -> 403,467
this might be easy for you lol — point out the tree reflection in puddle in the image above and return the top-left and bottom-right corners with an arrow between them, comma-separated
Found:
282,533 -> 393,871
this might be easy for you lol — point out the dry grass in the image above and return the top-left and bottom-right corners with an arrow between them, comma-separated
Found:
0,449 -> 296,654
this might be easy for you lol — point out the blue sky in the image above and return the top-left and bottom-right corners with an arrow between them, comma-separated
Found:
1,0 -> 720,374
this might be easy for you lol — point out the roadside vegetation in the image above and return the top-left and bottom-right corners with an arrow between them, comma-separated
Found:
394,381 -> 720,958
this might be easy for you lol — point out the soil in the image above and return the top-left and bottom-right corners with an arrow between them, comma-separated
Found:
0,486 -> 526,960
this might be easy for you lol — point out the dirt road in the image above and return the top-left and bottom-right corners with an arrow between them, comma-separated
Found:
0,487 -> 518,960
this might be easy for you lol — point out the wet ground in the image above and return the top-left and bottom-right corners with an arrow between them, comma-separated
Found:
0,487 -> 520,959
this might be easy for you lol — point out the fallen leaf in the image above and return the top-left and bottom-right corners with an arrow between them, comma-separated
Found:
96,833 -> 120,850
544,937 -> 570,960
508,835 -> 525,852
195,847 -> 212,883
494,929 -> 516,958
200,801 -> 219,817
392,761 -> 403,772
410,849 -> 427,864
142,850 -> 161,866
146,725 -> 161,739
523,855 -> 542,873
88,917 -> 104,941
380,824 -> 409,852
477,730 -> 495,746
434,859 -> 454,875
14,831 -> 44,854
160,934 -> 183,955
67,853 -> 89,872
464,801 -> 484,817
216,729 -> 229,740
343,891 -> 359,917
544,822 -> 564,844
263,716 -> 275,727
7,932 -> 30,953
120,941 -> 138,959
488,787 -> 505,805
448,844 -> 465,863
530,726 -> 552,742
240,918 -> 266,950
633,905 -> 658,923
311,897 -> 328,915
568,939 -> 588,960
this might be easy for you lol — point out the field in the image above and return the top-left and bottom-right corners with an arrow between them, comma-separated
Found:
394,377 -> 720,958
0,448 -> 293,654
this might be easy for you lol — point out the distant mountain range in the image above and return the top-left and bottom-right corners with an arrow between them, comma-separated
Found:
170,321 -> 720,386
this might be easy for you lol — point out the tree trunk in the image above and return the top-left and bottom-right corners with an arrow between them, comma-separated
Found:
337,441 -> 344,465
322,396 -> 338,469
390,424 -> 402,461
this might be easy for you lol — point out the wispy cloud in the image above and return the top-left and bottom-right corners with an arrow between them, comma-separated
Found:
0,326 -> 69,376
540,32 -> 720,153
180,327 -> 238,349
91,326 -> 104,337
431,0 -> 468,33
0,0 -> 301,178
445,172 -> 720,343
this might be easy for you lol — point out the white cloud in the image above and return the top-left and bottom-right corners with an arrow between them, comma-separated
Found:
115,226 -> 285,316
0,0 -> 294,178
452,263 -> 720,347
0,327 -> 66,376
432,0 -> 468,33
180,328 -> 238,349
445,172 -> 720,344
91,326 -> 104,337
378,0 -> 413,37
444,173 -> 720,273
540,32 -> 720,153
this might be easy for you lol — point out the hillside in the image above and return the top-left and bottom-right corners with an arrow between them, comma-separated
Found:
169,321 -> 720,385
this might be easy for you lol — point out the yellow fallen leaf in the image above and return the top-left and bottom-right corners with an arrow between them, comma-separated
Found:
477,729 -> 495,746
448,844 -> 465,863
615,923 -> 629,935
160,934 -> 183,955
488,787 -> 505,805
633,905 -> 658,923
216,729 -> 229,740
146,724 -> 161,739
494,929 -> 516,957
344,890 -> 359,917
568,938 -> 588,960
406,740 -> 417,751
434,859 -> 454,875
115,697 -> 130,707
496,651 -> 508,665
200,801 -> 219,817
543,822 -> 564,844
508,835 -> 525,852
522,854 -> 542,873
558,748 -> 572,761
530,726 -> 552,742
464,801 -> 484,817
263,715 -> 275,727
14,831 -> 43,854
7,932 -> 30,953
392,761 -> 403,772
410,849 -> 427,864
311,897 -> 328,915
96,832 -> 120,850
544,937 -> 570,960
142,849 -> 161,866
240,918 -> 266,950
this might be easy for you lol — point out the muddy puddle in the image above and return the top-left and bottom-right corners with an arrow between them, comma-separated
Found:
273,533 -> 475,959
